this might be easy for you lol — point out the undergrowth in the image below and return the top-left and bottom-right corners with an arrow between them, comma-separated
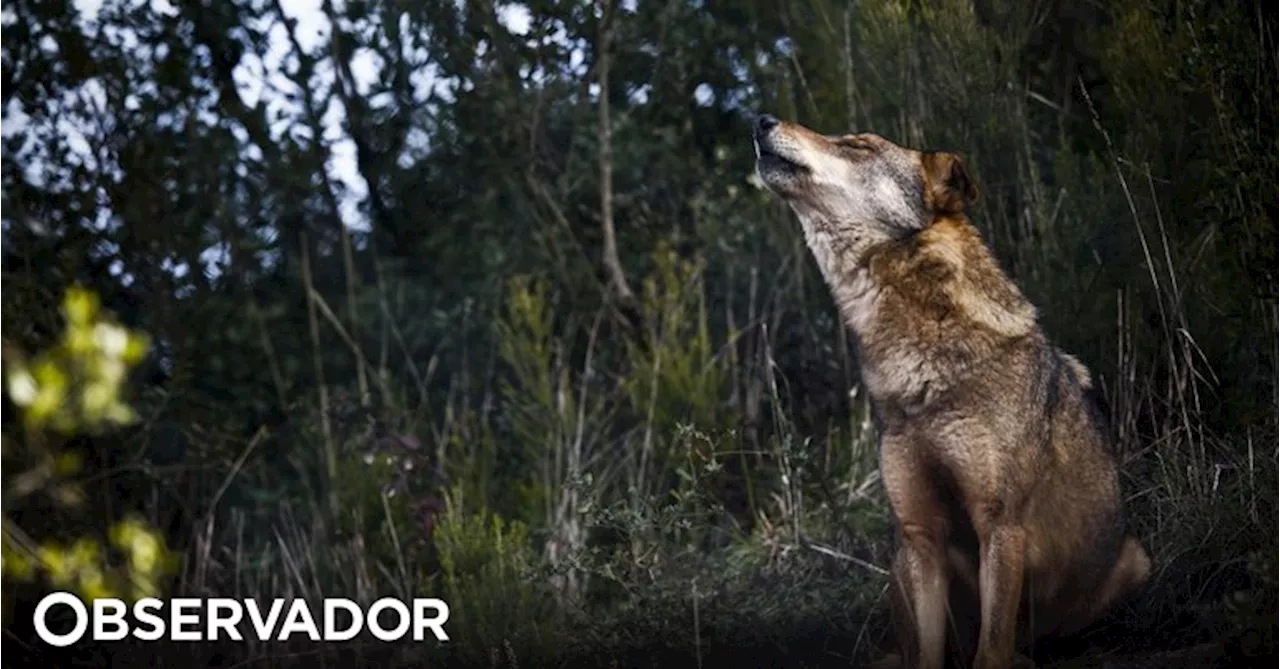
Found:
2,1 -> 1275,668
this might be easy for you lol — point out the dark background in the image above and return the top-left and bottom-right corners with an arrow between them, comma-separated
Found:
2,0 -> 1275,666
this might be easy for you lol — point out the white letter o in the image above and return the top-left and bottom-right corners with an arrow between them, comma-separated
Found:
366,598 -> 410,641
34,592 -> 88,647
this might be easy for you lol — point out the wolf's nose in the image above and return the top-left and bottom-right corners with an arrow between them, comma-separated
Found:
754,113 -> 780,137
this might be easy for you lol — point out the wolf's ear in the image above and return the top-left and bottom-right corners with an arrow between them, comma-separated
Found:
922,151 -> 979,215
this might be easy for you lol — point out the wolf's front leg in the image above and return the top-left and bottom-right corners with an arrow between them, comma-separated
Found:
972,523 -> 1027,669
890,522 -> 950,669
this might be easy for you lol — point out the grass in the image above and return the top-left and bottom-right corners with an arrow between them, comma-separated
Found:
2,0 -> 1275,667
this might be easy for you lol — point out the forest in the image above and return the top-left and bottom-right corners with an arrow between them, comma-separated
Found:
1,0 -> 1275,667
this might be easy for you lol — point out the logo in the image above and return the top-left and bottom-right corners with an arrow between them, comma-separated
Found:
33,592 -> 450,647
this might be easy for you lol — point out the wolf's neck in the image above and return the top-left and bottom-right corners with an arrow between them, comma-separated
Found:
794,211 -> 896,336
796,211 -> 1041,406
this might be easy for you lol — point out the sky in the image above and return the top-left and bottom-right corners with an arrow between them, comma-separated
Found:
0,0 -> 529,239
72,0 -> 532,233
1,0 -> 666,284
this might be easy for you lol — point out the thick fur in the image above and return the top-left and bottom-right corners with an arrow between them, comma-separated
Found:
751,116 -> 1150,669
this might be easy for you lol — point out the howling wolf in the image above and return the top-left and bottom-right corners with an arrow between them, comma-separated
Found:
752,114 -> 1150,669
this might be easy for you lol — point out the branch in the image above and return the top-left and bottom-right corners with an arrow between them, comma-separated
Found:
596,0 -> 635,309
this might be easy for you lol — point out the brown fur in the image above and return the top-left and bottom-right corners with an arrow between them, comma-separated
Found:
751,115 -> 1150,669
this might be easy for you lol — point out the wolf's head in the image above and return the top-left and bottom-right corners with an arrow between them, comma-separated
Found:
752,114 -> 978,238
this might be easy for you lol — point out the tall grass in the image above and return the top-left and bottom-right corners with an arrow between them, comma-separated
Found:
4,0 -> 1273,667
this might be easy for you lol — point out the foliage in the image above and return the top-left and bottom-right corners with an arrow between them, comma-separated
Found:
0,0 -> 1274,666
2,287 -> 176,613
433,488 -> 556,664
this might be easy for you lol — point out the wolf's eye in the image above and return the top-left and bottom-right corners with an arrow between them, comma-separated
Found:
842,139 -> 875,156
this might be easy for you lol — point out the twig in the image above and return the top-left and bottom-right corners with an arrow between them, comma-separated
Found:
806,541 -> 890,577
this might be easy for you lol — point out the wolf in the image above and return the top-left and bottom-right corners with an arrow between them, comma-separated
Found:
750,114 -> 1150,669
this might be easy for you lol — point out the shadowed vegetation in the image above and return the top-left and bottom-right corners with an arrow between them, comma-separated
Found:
1,0 -> 1274,667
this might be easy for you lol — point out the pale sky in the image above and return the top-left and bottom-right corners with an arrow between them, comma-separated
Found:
1,0 -> 681,286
